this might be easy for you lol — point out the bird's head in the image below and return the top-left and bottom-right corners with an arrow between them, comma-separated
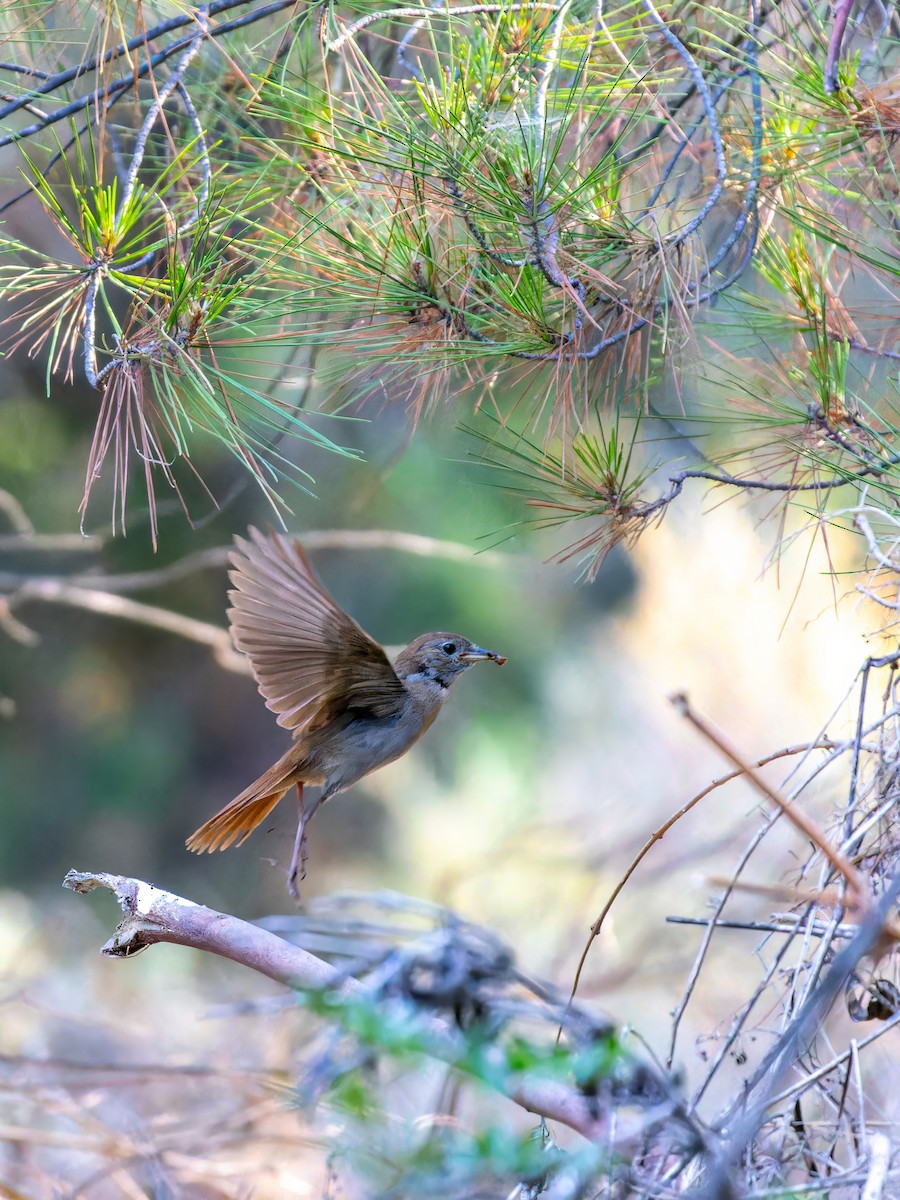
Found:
396,633 -> 506,688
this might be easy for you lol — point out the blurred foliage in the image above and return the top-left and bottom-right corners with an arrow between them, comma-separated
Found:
255,895 -> 692,1198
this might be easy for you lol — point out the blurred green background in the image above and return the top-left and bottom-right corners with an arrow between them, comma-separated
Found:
0,383 -> 632,907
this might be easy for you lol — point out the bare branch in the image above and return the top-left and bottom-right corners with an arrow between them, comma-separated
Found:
641,0 -> 727,247
114,10 -> 209,230
0,529 -> 522,597
63,870 -> 648,1145
0,489 -> 35,534
862,1132 -> 893,1200
713,869 -> 900,1181
824,0 -> 856,94
0,0 -> 298,151
671,694 -> 869,904
0,533 -> 102,552
5,580 -> 248,672
563,739 -> 841,1019
0,528 -> 524,672
325,3 -> 562,53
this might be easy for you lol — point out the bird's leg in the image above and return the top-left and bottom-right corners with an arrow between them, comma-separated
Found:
287,783 -> 306,901
287,784 -> 322,901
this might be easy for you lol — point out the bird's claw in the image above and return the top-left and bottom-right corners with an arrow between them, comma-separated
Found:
287,824 -> 310,901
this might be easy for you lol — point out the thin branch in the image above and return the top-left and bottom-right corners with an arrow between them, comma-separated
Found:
669,673 -> 900,1089
175,82 -> 212,219
665,915 -> 856,938
5,579 -> 248,672
325,3 -> 562,53
0,529 -> 524,668
0,533 -> 102,552
764,1009 -> 900,1110
114,10 -> 209,231
636,449 -> 900,525
0,528 -> 523,595
848,336 -> 900,363
824,0 -> 856,94
0,0 -> 262,124
0,489 -> 35,534
562,740 -> 839,1019
671,693 -> 868,902
712,869 -> 900,1186
0,0 -> 299,151
0,60 -> 50,80
696,1 -> 762,282
641,0 -> 727,247
532,0 -> 569,172
83,271 -> 102,389
395,0 -> 444,81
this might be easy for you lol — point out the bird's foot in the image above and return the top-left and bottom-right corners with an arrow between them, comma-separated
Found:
287,785 -> 321,902
287,782 -> 307,902
287,832 -> 307,901
287,866 -> 302,902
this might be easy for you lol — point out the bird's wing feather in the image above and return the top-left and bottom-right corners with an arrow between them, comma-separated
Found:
227,527 -> 409,732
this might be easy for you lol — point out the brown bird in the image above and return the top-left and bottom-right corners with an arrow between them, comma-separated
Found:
186,527 -> 506,896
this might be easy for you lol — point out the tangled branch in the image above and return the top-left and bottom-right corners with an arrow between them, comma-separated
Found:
62,870 -> 691,1150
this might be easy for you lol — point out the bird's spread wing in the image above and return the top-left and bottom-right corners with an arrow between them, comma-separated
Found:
227,527 -> 409,733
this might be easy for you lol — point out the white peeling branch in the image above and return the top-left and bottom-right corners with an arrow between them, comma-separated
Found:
63,870 -> 624,1144
63,870 -> 340,984
862,1132 -> 892,1200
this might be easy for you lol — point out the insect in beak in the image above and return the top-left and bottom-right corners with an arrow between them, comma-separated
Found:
459,646 -> 507,666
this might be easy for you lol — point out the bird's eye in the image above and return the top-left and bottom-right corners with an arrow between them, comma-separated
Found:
441,641 -> 457,655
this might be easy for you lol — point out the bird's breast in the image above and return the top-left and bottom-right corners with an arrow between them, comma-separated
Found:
309,681 -> 446,795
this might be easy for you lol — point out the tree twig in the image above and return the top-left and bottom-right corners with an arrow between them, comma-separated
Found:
6,580 -> 247,672
562,740 -> 839,1020
671,693 -> 868,904
824,0 -> 856,94
712,868 -> 900,1184
324,2 -> 561,53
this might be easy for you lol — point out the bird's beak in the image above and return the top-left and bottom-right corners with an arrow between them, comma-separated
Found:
459,645 -> 507,666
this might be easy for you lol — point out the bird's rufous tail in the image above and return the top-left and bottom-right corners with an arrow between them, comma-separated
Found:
186,753 -> 300,853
